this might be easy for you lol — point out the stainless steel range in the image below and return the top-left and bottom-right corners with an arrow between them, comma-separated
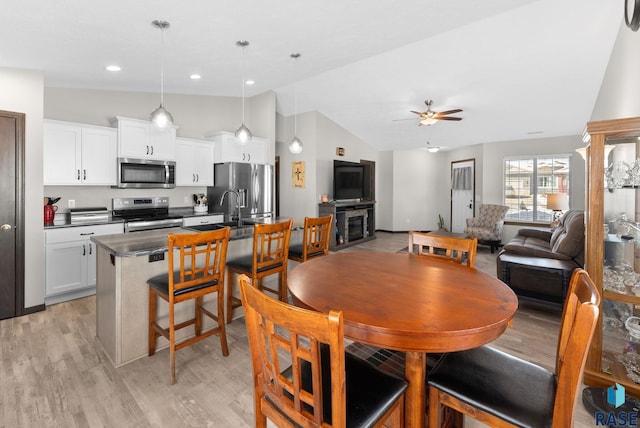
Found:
112,197 -> 183,232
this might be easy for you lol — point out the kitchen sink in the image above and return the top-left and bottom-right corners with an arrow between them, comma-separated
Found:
183,221 -> 251,232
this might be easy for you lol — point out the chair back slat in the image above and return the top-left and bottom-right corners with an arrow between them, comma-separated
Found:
304,215 -> 333,257
552,268 -> 600,427
167,228 -> 230,297
408,231 -> 477,267
240,274 -> 346,427
253,220 -> 293,273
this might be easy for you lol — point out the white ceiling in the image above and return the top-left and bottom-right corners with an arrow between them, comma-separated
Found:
0,0 -> 623,151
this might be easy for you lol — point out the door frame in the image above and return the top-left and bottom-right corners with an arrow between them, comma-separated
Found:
0,110 -> 26,318
450,158 -> 476,233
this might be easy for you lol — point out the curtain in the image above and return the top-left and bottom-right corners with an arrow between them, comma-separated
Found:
452,166 -> 472,190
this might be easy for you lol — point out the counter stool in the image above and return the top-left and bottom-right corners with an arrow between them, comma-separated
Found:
148,227 -> 230,384
226,219 -> 293,324
288,215 -> 333,263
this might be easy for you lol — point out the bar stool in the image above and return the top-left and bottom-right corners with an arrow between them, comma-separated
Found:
148,227 -> 230,384
226,219 -> 293,323
288,215 -> 333,263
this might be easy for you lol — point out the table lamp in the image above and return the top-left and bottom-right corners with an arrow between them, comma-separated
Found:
547,193 -> 569,227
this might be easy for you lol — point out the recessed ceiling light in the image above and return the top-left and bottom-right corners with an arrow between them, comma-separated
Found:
105,65 -> 121,72
190,74 -> 201,80
245,79 -> 255,85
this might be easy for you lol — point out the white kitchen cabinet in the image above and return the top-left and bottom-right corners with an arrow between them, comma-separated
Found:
43,120 -> 117,185
113,116 -> 177,161
182,214 -> 224,227
45,223 -> 123,305
206,131 -> 268,164
175,137 -> 214,186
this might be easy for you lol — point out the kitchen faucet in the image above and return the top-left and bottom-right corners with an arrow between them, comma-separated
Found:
220,189 -> 243,228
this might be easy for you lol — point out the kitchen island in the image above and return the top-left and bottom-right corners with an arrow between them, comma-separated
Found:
91,221 -> 301,367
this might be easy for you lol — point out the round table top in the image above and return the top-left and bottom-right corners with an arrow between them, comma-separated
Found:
288,252 -> 518,353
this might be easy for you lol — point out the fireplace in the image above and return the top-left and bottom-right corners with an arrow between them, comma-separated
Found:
348,216 -> 364,241
339,208 -> 368,245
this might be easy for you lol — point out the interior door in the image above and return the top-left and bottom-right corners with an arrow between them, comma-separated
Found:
0,111 -> 25,319
450,159 -> 475,233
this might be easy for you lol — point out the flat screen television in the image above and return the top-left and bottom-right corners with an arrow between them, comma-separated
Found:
333,160 -> 368,200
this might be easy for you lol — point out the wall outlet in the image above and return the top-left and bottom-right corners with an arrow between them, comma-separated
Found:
183,195 -> 191,204
68,200 -> 75,209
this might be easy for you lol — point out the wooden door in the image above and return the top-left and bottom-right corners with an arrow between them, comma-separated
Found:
450,159 -> 475,233
0,111 -> 25,319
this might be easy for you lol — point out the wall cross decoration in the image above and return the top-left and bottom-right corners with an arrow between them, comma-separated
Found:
292,161 -> 305,188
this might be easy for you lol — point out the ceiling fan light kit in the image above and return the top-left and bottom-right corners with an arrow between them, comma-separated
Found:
234,40 -> 252,144
426,141 -> 440,153
411,99 -> 462,127
150,20 -> 174,128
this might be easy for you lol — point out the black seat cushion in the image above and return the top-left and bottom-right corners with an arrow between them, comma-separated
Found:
288,244 -> 325,260
280,345 -> 407,427
428,345 -> 557,428
148,271 -> 218,297
227,255 -> 283,273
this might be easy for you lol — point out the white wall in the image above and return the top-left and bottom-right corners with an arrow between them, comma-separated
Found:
0,68 -> 44,309
591,22 -> 640,120
276,111 -> 381,225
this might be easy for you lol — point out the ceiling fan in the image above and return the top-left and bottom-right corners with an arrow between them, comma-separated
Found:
408,100 -> 463,126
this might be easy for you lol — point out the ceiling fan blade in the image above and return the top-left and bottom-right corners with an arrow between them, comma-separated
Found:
438,116 -> 462,121
392,118 -> 417,122
437,109 -> 463,116
410,110 -> 426,116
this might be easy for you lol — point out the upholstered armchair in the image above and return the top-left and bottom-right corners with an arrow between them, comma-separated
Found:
464,204 -> 509,253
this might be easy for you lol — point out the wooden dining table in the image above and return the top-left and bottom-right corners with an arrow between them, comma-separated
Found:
287,252 -> 518,428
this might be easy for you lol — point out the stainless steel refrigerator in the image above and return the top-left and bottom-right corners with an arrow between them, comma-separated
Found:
207,162 -> 274,221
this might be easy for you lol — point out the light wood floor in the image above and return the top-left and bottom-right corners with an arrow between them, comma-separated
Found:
0,232 -> 595,427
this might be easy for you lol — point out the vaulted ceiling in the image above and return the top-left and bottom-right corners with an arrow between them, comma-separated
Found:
0,0 -> 622,150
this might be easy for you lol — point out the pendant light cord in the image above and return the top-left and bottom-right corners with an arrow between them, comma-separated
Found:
160,26 -> 165,106
241,43 -> 246,123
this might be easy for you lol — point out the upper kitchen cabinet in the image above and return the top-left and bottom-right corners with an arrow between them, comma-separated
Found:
205,131 -> 269,164
113,116 -> 177,161
175,137 -> 214,186
44,120 -> 117,185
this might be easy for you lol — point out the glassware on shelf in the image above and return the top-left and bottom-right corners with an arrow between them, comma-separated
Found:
629,158 -> 640,186
606,161 -> 632,188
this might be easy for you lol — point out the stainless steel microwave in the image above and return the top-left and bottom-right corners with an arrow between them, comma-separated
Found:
115,158 -> 176,189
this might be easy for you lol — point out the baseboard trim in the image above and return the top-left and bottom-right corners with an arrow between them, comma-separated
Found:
23,304 -> 45,315
376,229 -> 432,234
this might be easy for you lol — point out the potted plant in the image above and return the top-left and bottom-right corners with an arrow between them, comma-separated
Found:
437,214 -> 447,231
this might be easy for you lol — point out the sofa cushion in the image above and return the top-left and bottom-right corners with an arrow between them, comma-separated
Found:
550,210 -> 584,258
503,235 -> 572,261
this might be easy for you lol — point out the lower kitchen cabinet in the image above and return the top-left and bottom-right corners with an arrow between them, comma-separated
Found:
45,223 -> 123,305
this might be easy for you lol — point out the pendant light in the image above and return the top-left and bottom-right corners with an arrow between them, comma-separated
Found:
288,53 -> 303,154
234,40 -> 252,143
149,20 -> 174,128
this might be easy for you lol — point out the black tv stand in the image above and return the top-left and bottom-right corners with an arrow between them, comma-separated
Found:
319,201 -> 376,251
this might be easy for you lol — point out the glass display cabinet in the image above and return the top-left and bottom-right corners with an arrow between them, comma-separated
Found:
584,117 -> 640,396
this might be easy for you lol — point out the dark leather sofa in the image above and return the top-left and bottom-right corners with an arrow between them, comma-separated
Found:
496,210 -> 584,306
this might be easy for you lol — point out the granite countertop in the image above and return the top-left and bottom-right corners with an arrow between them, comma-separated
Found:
91,225 -> 255,257
90,217 -> 300,257
44,207 -> 221,229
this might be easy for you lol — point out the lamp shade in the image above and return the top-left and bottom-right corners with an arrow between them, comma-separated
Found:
547,193 -> 569,211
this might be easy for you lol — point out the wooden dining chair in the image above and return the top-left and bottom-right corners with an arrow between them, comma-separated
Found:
239,274 -> 408,428
408,231 -> 478,267
427,268 -> 600,428
147,227 -> 230,384
288,215 -> 333,263
226,219 -> 293,324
